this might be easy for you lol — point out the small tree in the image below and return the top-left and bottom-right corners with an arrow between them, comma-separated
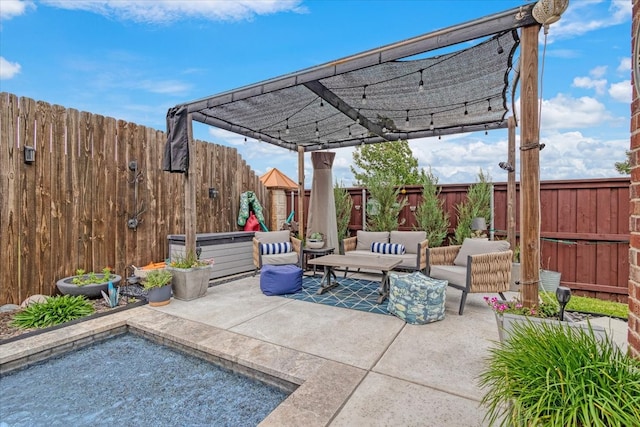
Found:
452,170 -> 492,245
366,178 -> 408,232
334,181 -> 353,241
615,150 -> 631,175
414,168 -> 449,247
351,140 -> 425,187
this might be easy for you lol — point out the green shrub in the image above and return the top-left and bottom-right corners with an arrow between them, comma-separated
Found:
11,295 -> 95,329
366,178 -> 407,232
414,168 -> 449,247
452,170 -> 492,244
71,267 -> 113,286
479,320 -> 640,426
334,181 -> 353,241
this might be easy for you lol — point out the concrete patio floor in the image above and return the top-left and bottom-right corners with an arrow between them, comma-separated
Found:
0,273 -> 629,427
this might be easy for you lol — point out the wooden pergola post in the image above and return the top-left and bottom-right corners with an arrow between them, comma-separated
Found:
184,113 -> 197,256
297,146 -> 305,240
519,24 -> 542,307
507,116 -> 516,254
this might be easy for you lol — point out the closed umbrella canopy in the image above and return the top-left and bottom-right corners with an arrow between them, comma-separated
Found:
306,152 -> 338,251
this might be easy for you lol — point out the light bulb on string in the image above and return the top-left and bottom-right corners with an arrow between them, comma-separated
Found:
315,121 -> 319,138
487,98 -> 492,112
484,125 -> 488,135
320,98 -> 324,107
405,110 -> 410,124
361,85 -> 367,105
418,69 -> 424,93
429,113 -> 434,131
356,109 -> 361,125
464,102 -> 468,116
285,118 -> 290,135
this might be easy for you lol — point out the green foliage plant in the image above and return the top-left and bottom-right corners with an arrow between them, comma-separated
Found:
479,320 -> 640,427
484,296 -> 558,318
350,140 -> 425,187
334,181 -> 353,240
413,168 -> 449,247
614,150 -> 631,175
71,267 -> 113,286
142,269 -> 173,290
452,170 -> 492,245
11,295 -> 95,329
365,177 -> 408,232
169,251 -> 213,269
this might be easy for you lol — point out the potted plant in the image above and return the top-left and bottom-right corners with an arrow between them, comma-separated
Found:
56,267 -> 122,298
479,320 -> 640,426
166,251 -> 214,301
142,269 -> 173,307
306,232 -> 325,249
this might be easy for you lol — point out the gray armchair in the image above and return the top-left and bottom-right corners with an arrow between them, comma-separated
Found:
253,230 -> 302,274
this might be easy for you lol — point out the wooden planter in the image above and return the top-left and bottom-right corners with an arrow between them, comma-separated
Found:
168,265 -> 212,301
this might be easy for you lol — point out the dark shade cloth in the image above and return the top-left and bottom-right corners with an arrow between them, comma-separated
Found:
162,105 -> 189,173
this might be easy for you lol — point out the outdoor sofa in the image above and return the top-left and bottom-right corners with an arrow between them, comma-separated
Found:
341,230 -> 428,273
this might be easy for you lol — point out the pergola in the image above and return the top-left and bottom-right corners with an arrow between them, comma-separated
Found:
163,1 -> 569,307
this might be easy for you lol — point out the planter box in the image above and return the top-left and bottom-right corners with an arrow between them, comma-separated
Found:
167,265 -> 212,301
496,312 -> 607,343
56,274 -> 122,298
168,232 -> 255,280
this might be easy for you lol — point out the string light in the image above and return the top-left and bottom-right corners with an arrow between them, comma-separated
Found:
464,102 -> 468,115
429,113 -> 434,130
320,98 -> 324,107
356,109 -> 361,124
496,38 -> 504,54
484,125 -> 488,135
361,85 -> 368,105
382,126 -> 388,133
315,121 -> 319,138
348,125 -> 352,136
405,109 -> 410,124
285,118 -> 290,135
487,98 -> 492,112
418,69 -> 424,92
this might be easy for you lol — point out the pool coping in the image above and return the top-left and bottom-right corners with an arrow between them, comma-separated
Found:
0,306 -> 366,426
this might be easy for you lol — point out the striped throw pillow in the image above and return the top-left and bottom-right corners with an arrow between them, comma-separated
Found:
371,242 -> 406,255
261,242 -> 292,255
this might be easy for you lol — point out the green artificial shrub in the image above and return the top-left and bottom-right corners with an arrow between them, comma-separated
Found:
479,320 -> 640,426
11,295 -> 95,329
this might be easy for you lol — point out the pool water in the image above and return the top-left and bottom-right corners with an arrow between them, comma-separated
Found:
0,334 -> 289,426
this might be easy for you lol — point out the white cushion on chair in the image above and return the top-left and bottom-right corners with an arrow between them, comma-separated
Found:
255,230 -> 291,244
453,238 -> 510,267
429,265 -> 466,287
356,231 -> 389,251
390,231 -> 426,254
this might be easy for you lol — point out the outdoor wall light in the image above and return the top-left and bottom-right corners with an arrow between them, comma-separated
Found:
556,286 -> 571,321
499,161 -> 515,172
24,146 -> 35,164
208,188 -> 219,199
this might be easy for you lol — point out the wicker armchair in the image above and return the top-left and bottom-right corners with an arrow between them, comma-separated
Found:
252,230 -> 302,274
427,239 -> 512,315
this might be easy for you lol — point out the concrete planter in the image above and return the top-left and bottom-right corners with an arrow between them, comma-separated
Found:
56,274 -> 122,299
495,312 -> 606,343
167,265 -> 212,301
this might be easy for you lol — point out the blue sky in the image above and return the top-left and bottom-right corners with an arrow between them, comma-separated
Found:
0,0 -> 631,186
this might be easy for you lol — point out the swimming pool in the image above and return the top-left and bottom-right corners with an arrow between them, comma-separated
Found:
0,333 -> 289,426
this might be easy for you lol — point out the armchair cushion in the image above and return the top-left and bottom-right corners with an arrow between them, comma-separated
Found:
255,230 -> 291,244
371,242 -> 406,255
453,238 -> 510,267
390,231 -> 427,254
428,265 -> 466,287
260,242 -> 292,255
355,231 -> 389,251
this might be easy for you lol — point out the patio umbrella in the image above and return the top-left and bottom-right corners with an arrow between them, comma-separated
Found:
306,152 -> 338,251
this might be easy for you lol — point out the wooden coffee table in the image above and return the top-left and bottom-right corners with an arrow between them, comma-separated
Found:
307,254 -> 402,304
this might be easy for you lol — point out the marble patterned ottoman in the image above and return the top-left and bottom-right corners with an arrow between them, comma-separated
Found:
387,272 -> 447,324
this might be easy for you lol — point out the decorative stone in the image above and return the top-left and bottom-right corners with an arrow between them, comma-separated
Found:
21,295 -> 49,307
0,304 -> 20,313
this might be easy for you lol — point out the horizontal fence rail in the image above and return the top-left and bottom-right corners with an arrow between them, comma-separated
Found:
0,93 -> 269,304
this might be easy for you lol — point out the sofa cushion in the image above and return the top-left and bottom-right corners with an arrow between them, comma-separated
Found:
356,231 -> 389,251
255,230 -> 291,244
429,264 -> 466,287
371,242 -> 406,255
390,231 -> 426,254
262,252 -> 299,266
261,242 -> 292,255
453,238 -> 510,267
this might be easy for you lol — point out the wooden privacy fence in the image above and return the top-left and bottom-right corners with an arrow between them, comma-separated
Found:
0,93 -> 269,305
288,178 -> 630,302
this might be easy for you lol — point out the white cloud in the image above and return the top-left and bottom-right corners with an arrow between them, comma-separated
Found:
609,80 -> 631,103
138,80 -> 191,96
537,93 -> 614,129
0,57 -> 21,79
546,0 -> 631,41
617,57 -> 631,74
572,76 -> 607,95
0,0 -> 34,20
590,66 -> 608,78
41,0 -> 305,24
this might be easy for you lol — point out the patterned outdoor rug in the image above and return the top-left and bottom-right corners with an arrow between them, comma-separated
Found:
281,275 -> 390,316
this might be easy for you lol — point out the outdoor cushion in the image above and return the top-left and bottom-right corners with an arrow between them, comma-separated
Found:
261,252 -> 299,266
387,272 -> 447,324
390,231 -> 426,254
371,242 -> 406,255
255,230 -> 291,244
260,242 -> 292,255
355,231 -> 389,251
428,265 -> 466,287
453,238 -> 510,267
260,264 -> 302,296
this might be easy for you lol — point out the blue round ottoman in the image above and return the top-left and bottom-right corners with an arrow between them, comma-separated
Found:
260,264 -> 303,296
